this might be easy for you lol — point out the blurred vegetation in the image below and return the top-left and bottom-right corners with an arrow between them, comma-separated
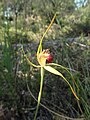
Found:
0,0 -> 90,120
0,0 -> 90,42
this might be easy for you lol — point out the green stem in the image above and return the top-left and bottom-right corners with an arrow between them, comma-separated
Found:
34,67 -> 44,120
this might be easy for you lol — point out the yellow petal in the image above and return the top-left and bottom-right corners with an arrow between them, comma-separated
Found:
44,66 -> 79,100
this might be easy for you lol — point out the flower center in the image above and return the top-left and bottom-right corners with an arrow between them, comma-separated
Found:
37,49 -> 53,66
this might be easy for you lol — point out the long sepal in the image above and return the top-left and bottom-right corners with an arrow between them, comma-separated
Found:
34,67 -> 44,120
47,63 -> 79,90
37,13 -> 57,56
44,66 -> 79,100
22,47 -> 41,68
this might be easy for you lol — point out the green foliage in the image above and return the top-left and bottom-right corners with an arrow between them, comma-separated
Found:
0,0 -> 90,119
0,0 -> 90,42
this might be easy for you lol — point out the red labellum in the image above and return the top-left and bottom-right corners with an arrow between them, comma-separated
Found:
46,54 -> 53,63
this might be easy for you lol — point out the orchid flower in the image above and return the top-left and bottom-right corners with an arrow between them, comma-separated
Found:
22,13 -> 79,120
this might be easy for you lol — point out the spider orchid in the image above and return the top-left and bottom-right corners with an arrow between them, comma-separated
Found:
22,13 -> 79,120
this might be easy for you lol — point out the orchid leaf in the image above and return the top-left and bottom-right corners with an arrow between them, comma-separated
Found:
44,66 -> 79,100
